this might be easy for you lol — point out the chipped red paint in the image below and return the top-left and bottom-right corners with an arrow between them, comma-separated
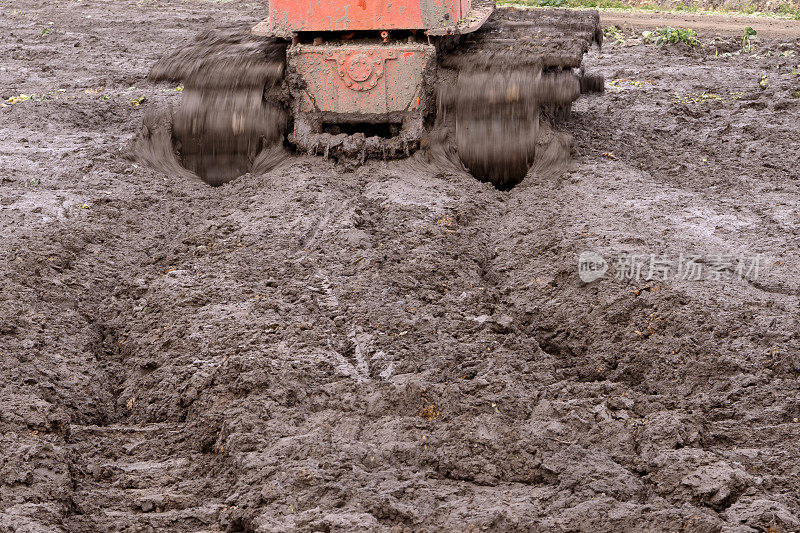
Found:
268,0 -> 466,33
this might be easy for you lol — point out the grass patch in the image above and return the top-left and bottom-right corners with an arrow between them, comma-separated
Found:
643,26 -> 700,46
673,91 -> 754,104
603,25 -> 626,43
607,78 -> 656,90
674,92 -> 721,103
741,25 -> 758,51
5,94 -> 34,105
672,0 -> 700,12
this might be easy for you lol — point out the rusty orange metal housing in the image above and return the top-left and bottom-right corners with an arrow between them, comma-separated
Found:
249,0 -> 494,158
291,45 -> 433,116
288,43 -> 436,157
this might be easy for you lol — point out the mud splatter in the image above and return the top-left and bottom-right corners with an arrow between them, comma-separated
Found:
146,29 -> 288,185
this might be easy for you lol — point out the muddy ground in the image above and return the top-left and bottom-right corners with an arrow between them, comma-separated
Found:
2,1 -> 800,531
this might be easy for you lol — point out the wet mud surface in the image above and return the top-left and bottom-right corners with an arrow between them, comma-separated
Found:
2,1 -> 800,531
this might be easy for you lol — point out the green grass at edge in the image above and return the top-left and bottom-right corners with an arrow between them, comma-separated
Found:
497,0 -> 800,19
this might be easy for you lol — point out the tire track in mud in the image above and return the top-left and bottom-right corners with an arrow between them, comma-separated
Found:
0,216 -> 158,530
140,163 -> 552,529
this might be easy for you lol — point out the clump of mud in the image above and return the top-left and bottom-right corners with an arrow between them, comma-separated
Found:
438,70 -> 580,189
125,107 -> 196,182
129,28 -> 289,186
411,117 -> 573,185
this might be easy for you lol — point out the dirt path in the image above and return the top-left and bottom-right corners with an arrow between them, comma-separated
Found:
2,1 -> 800,532
601,9 -> 800,37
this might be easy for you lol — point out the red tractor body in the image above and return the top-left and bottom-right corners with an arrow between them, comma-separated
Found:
263,0 -> 473,33
253,0 -> 493,158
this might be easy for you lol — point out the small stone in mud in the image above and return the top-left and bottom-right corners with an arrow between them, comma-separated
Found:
491,314 -> 514,333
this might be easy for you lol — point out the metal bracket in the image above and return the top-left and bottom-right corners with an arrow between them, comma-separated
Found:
325,50 -> 398,92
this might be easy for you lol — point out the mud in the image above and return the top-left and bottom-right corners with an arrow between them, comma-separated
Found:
149,28 -> 288,185
138,7 -> 600,189
437,69 -> 581,188
436,9 -> 600,188
441,8 -> 601,70
2,1 -> 800,532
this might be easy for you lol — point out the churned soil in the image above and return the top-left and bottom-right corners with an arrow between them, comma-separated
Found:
1,1 -> 799,531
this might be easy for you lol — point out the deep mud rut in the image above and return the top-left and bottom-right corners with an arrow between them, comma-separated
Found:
2,1 -> 800,532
